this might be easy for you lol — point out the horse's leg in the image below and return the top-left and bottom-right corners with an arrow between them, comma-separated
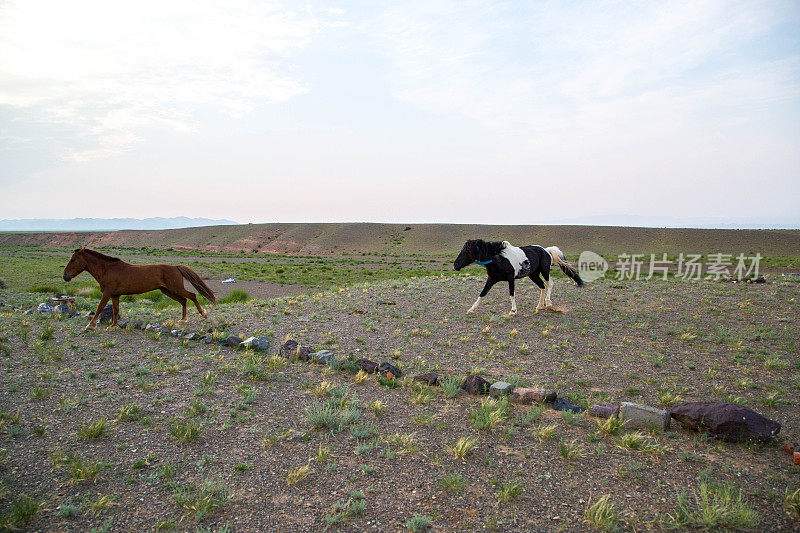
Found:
160,288 -> 188,322
164,275 -> 207,318
508,278 -> 517,315
187,292 -> 207,318
467,278 -> 496,314
111,296 -> 120,327
545,278 -> 554,308
529,272 -> 546,312
86,293 -> 111,330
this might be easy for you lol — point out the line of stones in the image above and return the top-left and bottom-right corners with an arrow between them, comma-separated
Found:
115,317 -> 671,432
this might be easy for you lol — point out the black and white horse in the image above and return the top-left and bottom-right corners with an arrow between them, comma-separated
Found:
453,239 -> 583,315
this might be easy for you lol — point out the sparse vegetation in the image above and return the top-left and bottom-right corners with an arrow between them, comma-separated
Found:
0,243 -> 797,530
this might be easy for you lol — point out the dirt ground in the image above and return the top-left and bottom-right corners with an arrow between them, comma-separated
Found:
0,275 -> 799,532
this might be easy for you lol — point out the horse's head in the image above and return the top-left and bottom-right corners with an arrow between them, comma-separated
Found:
454,239 -> 482,270
63,248 -> 87,281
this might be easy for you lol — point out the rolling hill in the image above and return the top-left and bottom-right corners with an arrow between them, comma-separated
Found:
1,223 -> 798,257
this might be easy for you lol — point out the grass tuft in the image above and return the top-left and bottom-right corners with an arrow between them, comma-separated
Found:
447,436 -> 477,460
584,495 -> 620,532
405,514 -> 432,532
286,463 -> 312,486
663,480 -> 760,530
169,418 -> 202,442
77,418 -> 107,440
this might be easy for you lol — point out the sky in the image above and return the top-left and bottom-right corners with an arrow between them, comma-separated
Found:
1,0 -> 799,226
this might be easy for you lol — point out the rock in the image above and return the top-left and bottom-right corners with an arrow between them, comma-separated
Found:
620,402 -> 669,431
170,329 -> 182,337
752,276 -> 766,283
313,350 -> 336,366
782,442 -> 795,455
54,304 -> 72,316
145,323 -> 158,331
553,397 -> 584,414
279,340 -> 299,357
130,320 -> 144,330
224,335 -> 243,347
296,346 -> 314,361
461,375 -> 491,395
94,304 -> 113,324
241,336 -> 270,351
589,402 -> 620,419
378,362 -> 402,379
795,452 -> 800,465
358,359 -> 380,374
117,320 -> 128,329
489,381 -> 514,397
214,340 -> 228,347
200,334 -> 214,344
183,333 -> 199,340
509,387 -> 557,404
413,372 -> 439,386
36,302 -> 54,313
669,401 -> 780,442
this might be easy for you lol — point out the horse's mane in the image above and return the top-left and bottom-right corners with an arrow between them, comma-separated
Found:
77,248 -> 122,262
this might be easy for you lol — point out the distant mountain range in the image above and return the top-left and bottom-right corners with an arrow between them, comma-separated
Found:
0,217 -> 240,232
548,215 -> 800,230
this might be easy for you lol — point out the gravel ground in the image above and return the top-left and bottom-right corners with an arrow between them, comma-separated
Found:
0,274 -> 799,532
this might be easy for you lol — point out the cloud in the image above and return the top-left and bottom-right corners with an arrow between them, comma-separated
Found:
0,0 -> 335,160
374,0 -> 800,151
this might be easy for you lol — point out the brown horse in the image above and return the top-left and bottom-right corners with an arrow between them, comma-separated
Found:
63,248 -> 216,329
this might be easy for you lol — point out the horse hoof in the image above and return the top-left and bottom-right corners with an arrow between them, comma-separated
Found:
466,309 -> 474,315
508,310 -> 517,316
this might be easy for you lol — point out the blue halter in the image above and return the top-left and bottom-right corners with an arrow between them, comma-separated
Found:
474,243 -> 492,265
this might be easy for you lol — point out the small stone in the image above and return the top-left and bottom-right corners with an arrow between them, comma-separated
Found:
358,359 -> 380,374
170,329 -> 182,337
54,304 -> 73,316
95,304 -> 113,324
296,346 -> 314,361
279,340 -> 299,357
795,452 -> 800,465
200,334 -> 214,344
413,372 -> 439,386
224,335 -> 243,347
489,381 -> 513,397
621,402 -> 670,431
461,375 -> 491,395
313,350 -> 336,366
781,442 -> 795,455
378,362 -> 402,379
240,336 -> 270,351
130,320 -> 144,330
510,387 -> 557,404
36,302 -> 54,313
552,397 -> 584,413
589,402 -> 620,419
183,333 -> 198,340
117,320 -> 127,329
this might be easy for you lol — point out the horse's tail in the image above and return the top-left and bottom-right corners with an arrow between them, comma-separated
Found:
545,246 -> 583,287
177,265 -> 217,305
